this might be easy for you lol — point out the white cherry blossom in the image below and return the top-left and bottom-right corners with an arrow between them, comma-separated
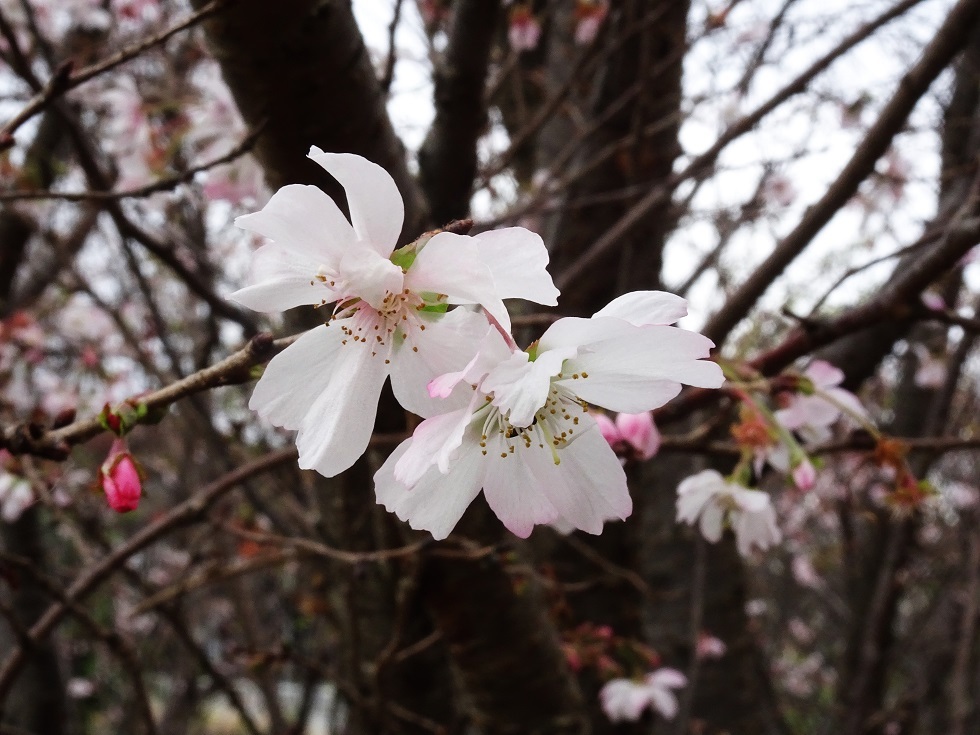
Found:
676,469 -> 781,556
230,148 -> 559,478
775,360 -> 866,442
375,291 -> 724,539
599,668 -> 687,722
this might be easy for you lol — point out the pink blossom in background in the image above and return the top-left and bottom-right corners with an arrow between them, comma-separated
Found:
792,457 -> 817,491
776,360 -> 866,442
920,292 -> 946,311
508,6 -> 541,52
599,668 -> 687,722
596,411 -> 661,462
100,439 -> 142,513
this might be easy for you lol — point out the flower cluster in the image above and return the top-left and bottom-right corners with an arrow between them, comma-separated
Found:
232,149 -> 725,539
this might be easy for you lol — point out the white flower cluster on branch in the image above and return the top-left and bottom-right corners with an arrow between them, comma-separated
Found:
231,149 -> 729,538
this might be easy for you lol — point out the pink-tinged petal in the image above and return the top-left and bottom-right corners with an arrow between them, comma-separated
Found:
390,309 -> 488,417
600,679 -> 651,723
804,360 -> 844,389
308,147 -> 403,255
294,335 -> 393,478
646,668 -> 687,691
338,247 -> 404,310
482,347 -> 574,427
470,228 -> 559,305
594,413 -> 622,446
526,417 -> 632,534
228,243 -> 338,312
375,438 -> 485,540
615,412 -> 660,460
406,231 -> 511,331
235,184 -> 356,264
827,387 -> 868,421
482,435 -> 560,538
776,394 -> 839,430
393,404 -> 475,485
592,291 -> 688,326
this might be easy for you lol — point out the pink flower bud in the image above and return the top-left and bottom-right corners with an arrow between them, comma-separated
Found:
616,412 -> 661,460
792,458 -> 816,491
100,439 -> 142,513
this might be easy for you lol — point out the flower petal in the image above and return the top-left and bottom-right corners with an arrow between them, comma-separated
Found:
389,309 -> 489,417
294,335 -> 392,478
482,435 -> 560,538
393,404 -> 475,485
592,291 -> 688,326
228,243 -> 338,312
375,435 -> 485,540
546,319 -> 723,413
308,147 -> 403,255
471,228 -> 559,305
338,247 -> 404,310
525,416 -> 632,534
235,184 -> 356,264
481,347 -> 574,428
406,232 -> 511,331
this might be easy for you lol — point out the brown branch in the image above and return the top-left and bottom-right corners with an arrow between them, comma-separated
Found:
701,0 -> 980,346
0,331 -> 291,459
0,446 -> 299,710
0,0 -> 231,147
0,121 -> 265,202
554,0 -> 931,294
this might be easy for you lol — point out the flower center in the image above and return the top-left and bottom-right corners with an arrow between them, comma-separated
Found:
478,383 -> 589,465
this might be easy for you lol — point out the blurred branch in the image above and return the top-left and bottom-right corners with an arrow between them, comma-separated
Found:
0,446 -> 299,712
0,121 -> 265,202
0,0 -> 231,149
555,0 -> 930,294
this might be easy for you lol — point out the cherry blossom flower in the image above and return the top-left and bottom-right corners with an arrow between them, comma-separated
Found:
376,291 -> 724,539
676,469 -> 781,556
775,360 -> 866,442
231,148 -> 559,478
595,411 -> 661,462
99,439 -> 142,513
599,668 -> 687,722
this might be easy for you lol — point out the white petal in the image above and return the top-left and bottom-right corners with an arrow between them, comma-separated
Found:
308,147 -> 403,256
646,668 -> 688,690
228,243 -> 338,312
805,359 -> 844,389
375,436 -> 485,540
482,436 -> 560,538
699,501 -> 725,543
525,417 -> 632,535
389,309 -> 488,417
249,325 -> 339,430
251,320 -> 393,478
406,231 -> 511,331
338,247 -> 404,310
235,184 -> 356,264
592,291 -> 688,326
647,687 -> 680,720
546,319 -> 723,413
600,680 -> 651,723
482,348 -> 572,428
471,228 -> 559,305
